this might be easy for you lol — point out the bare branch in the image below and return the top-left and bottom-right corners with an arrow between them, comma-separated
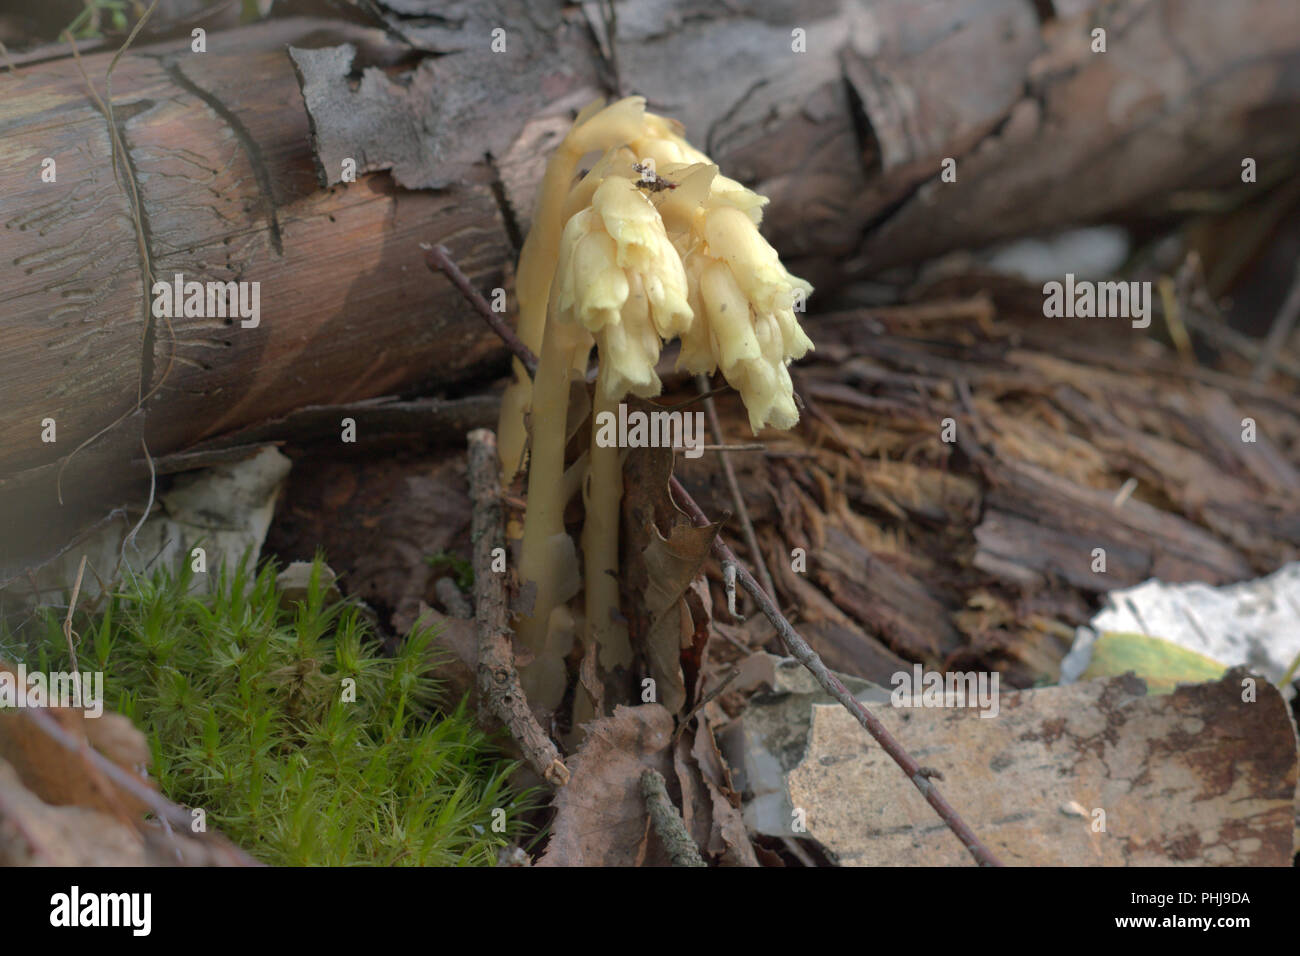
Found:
466,427 -> 569,787
640,769 -> 705,867
668,475 -> 1003,867
423,245 -> 538,373
697,375 -> 778,602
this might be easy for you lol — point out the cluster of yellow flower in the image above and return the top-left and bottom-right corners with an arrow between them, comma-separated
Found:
505,97 -> 814,712
548,100 -> 814,431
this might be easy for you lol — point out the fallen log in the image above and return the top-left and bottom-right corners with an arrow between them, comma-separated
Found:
0,16 -> 514,580
3,1 -> 1300,581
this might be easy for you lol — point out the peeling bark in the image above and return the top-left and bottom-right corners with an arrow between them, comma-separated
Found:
3,1 -> 1299,580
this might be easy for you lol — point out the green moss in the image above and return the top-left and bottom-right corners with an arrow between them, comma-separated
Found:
424,551 -> 475,593
7,557 -> 531,866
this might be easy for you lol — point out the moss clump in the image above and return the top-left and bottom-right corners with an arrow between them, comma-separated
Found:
10,557 -> 530,866
424,551 -> 475,593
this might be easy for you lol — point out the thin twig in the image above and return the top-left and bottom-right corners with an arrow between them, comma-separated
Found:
793,369 -> 867,469
63,555 -> 87,709
117,437 -> 157,577
696,376 -> 777,602
674,666 -> 739,744
424,245 -> 539,371
763,449 -> 818,460
1174,254 -> 1300,379
1182,307 -> 1300,380
640,769 -> 705,866
723,561 -> 738,618
467,428 -> 569,787
58,12 -> 177,504
430,244 -> 1003,866
1112,477 -> 1138,508
669,475 -> 1002,867
660,386 -> 733,411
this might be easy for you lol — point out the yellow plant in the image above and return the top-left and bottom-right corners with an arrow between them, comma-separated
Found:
506,99 -> 813,711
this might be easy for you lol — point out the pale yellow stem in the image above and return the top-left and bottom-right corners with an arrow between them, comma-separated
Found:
583,373 -> 631,670
497,99 -> 648,478
496,142 -> 585,480
515,305 -> 586,708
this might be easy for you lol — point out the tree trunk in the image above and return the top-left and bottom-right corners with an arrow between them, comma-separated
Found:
2,0 -> 1299,580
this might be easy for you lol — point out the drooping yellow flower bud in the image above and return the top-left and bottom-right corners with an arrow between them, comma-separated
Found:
499,99 -> 651,481
553,176 -> 694,400
599,117 -> 814,432
703,206 -> 810,318
630,113 -> 710,167
657,179 -> 814,432
632,111 -> 768,225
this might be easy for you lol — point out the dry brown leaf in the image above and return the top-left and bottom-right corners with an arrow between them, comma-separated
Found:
0,760 -> 241,867
0,668 -> 153,821
673,733 -> 713,855
538,704 -> 675,866
0,660 -> 252,866
82,712 -> 151,774
788,669 -> 1297,866
0,761 -> 144,866
620,415 -> 720,716
640,523 -> 718,715
692,712 -> 759,866
681,578 -> 713,708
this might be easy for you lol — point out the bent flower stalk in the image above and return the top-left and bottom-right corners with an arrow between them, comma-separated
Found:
510,98 -> 813,713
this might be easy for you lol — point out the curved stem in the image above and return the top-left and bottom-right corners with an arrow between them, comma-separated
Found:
515,306 -> 586,708
497,100 -> 647,477
497,141 -> 584,478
